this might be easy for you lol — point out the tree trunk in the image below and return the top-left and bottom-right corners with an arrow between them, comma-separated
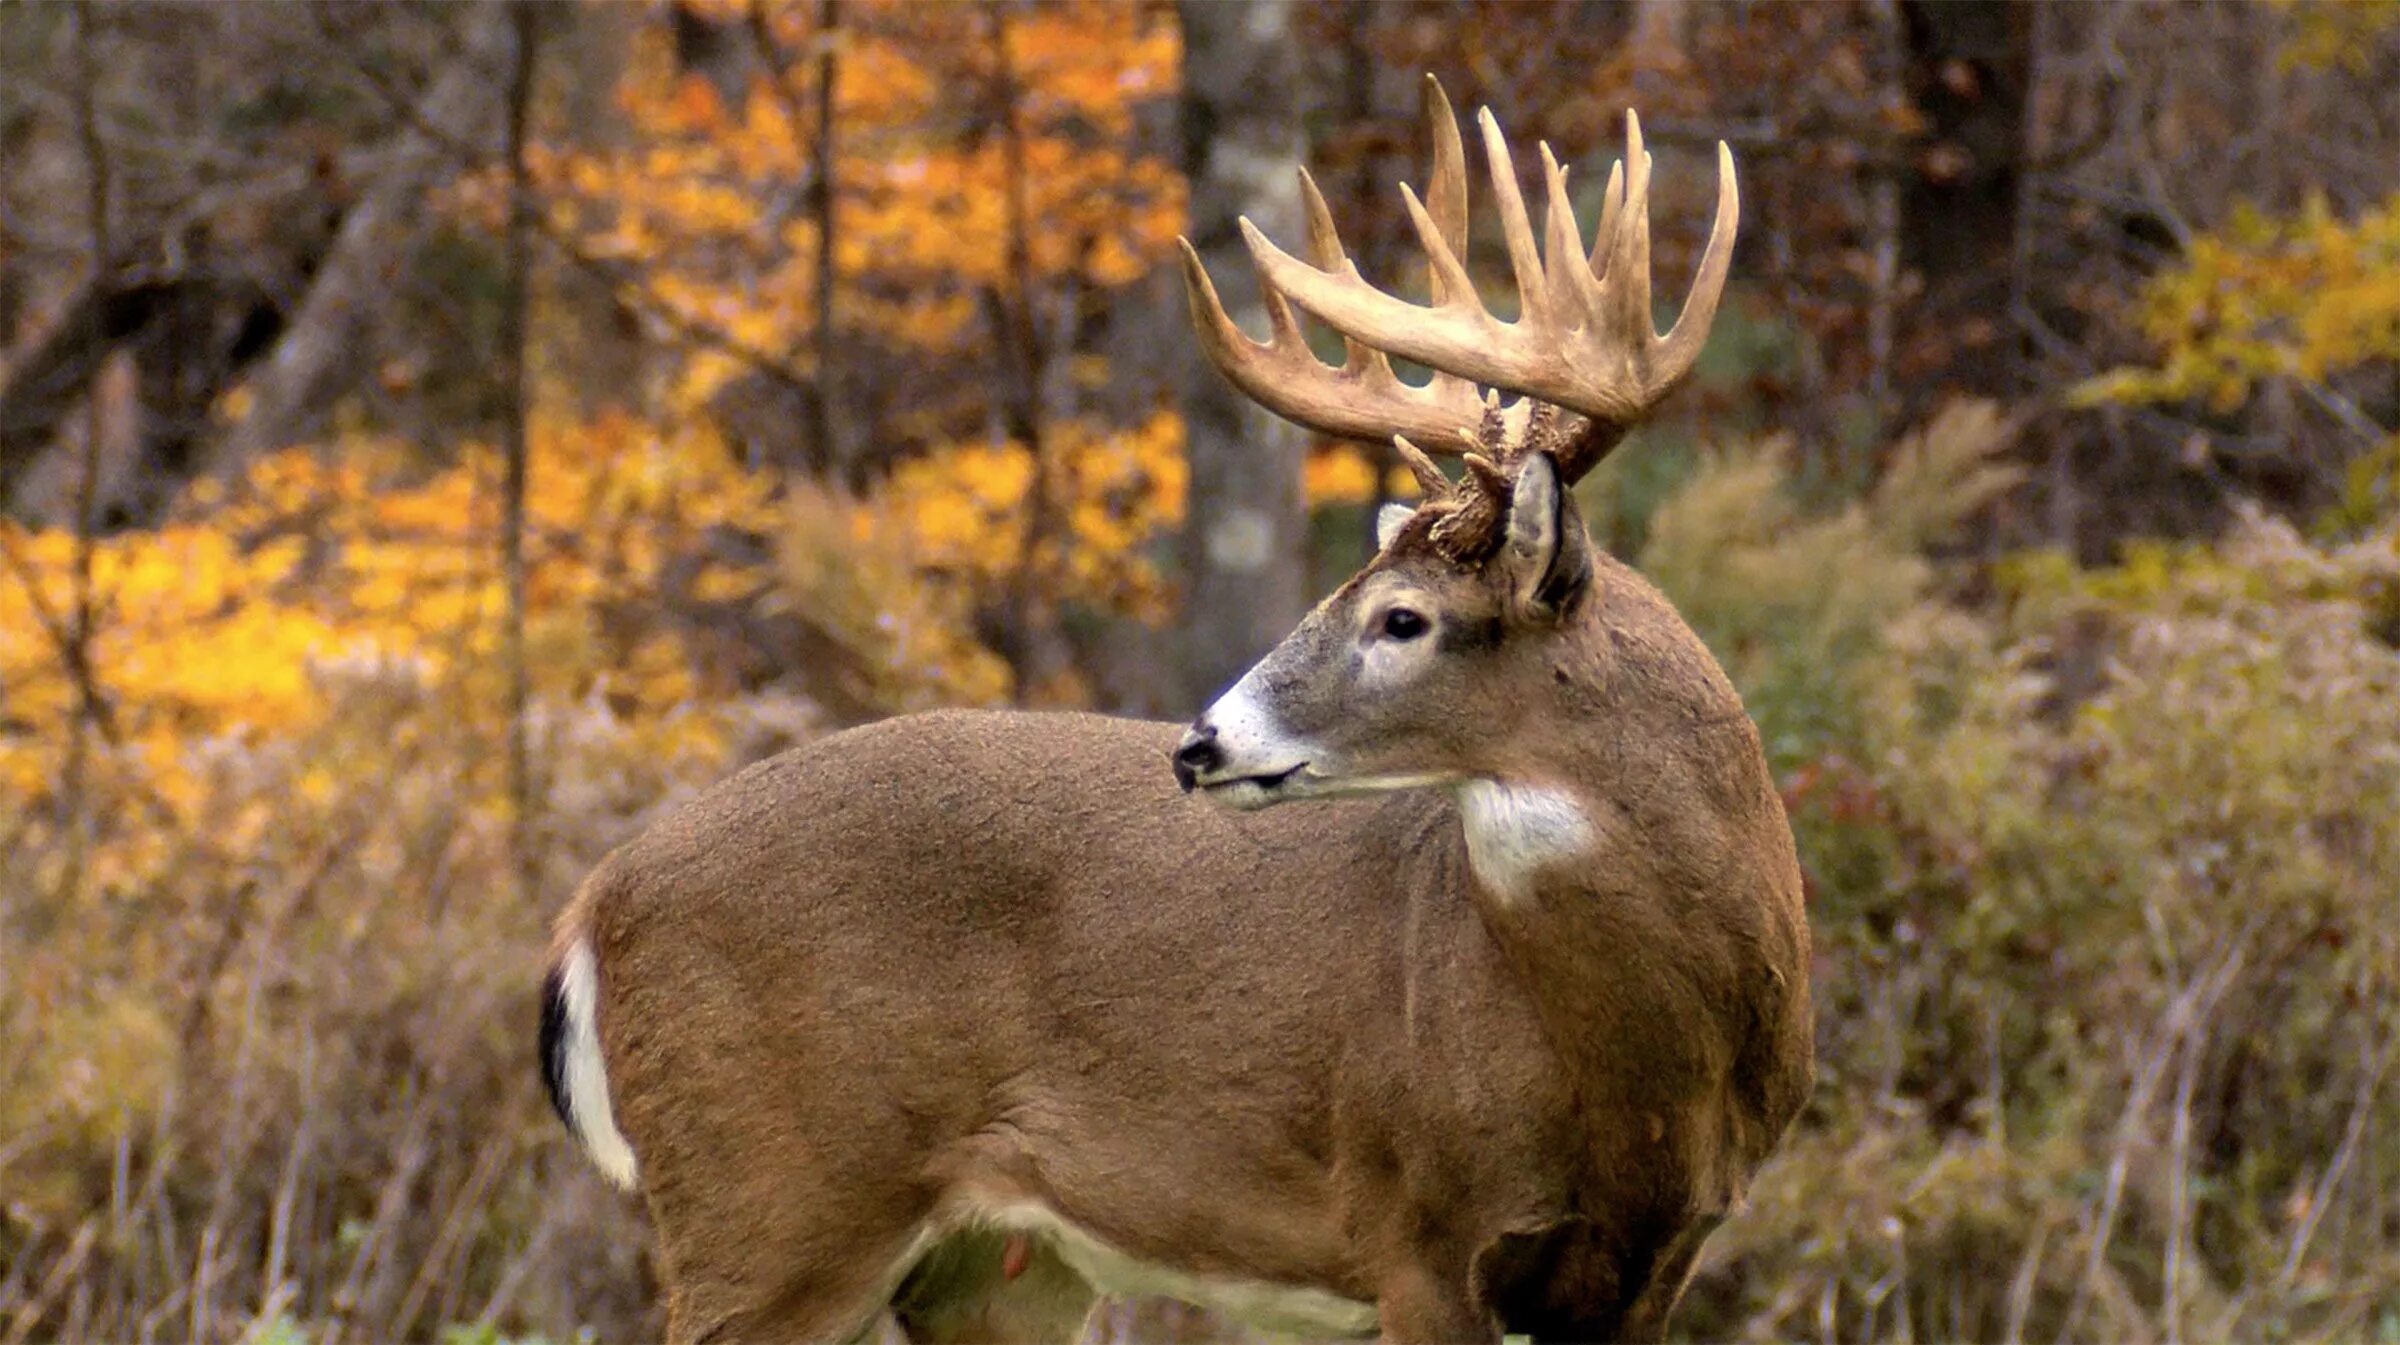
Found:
499,4 -> 540,906
0,269 -> 295,525
213,3 -> 518,471
1338,0 -> 1392,568
1174,0 -> 1308,711
1898,0 -> 2032,405
1863,0 -> 1907,460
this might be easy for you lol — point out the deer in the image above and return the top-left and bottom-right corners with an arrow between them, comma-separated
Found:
540,78 -> 1812,1345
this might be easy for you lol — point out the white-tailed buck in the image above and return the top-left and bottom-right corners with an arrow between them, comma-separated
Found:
541,78 -> 1810,1344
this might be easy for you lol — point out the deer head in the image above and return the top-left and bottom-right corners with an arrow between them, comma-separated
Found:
1171,78 -> 1739,809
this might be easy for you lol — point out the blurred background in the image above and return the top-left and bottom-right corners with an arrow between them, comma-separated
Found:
0,1 -> 2395,1341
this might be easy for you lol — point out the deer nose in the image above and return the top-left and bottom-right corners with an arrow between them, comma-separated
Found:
1172,724 -> 1223,792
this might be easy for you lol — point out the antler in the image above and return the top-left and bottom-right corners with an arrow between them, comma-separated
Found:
1180,75 -> 1740,486
1177,78 -> 1488,457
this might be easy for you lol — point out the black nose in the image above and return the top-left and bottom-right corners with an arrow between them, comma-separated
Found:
1172,724 -> 1222,792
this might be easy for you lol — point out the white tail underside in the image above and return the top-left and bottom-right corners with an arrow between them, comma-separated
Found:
559,939 -> 640,1188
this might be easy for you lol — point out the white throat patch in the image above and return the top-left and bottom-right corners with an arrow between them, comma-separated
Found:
1457,781 -> 1595,902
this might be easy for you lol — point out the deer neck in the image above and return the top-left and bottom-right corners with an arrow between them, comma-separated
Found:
1446,699 -> 1776,1149
1452,771 -> 1744,1180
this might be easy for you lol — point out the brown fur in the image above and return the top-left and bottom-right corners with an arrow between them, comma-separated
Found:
546,497 -> 1812,1343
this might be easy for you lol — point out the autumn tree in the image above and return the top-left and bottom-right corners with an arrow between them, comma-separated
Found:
528,0 -> 1189,703
2049,3 -> 2400,539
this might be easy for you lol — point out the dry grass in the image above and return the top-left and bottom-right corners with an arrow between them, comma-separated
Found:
5,411 -> 2395,1343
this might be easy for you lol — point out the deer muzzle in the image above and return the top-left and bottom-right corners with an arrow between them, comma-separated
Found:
1175,671 -> 1320,809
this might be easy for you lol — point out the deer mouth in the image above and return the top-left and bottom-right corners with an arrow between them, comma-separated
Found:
1200,763 -> 1308,808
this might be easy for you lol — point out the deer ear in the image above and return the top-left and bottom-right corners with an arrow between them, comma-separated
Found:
1375,503 -> 1416,551
1501,452 -> 1591,622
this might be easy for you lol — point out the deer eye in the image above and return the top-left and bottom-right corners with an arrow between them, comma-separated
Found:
1380,608 -> 1429,642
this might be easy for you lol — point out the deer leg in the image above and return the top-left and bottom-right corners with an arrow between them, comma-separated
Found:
660,1238 -> 917,1345
1611,1214 -> 1723,1343
1375,1263 -> 1498,1345
613,951 -> 953,1344
645,1166 -> 933,1345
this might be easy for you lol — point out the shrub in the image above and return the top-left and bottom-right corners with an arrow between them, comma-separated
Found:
1666,420 -> 2400,1341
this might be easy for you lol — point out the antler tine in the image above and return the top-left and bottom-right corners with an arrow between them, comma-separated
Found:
1257,239 -> 1310,350
1296,166 -> 1345,272
1605,111 -> 1656,361
1654,141 -> 1741,382
1590,158 -> 1624,279
1390,434 -> 1451,497
1178,237 -> 1265,375
1177,227 -> 1487,456
1297,165 -> 1388,380
1540,143 -> 1600,330
1392,182 -> 1484,327
1476,107 -> 1549,332
1421,75 -> 1468,306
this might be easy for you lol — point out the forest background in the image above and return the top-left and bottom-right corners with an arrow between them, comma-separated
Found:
0,1 -> 2395,1342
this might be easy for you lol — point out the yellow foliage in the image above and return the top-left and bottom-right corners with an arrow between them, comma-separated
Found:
0,406 -> 1006,872
2073,192 -> 2400,527
871,408 -> 1188,624
0,6 -> 1280,1331
1302,443 -> 1374,507
781,489 -> 1013,709
2268,0 -> 2400,72
2075,194 -> 2400,415
523,0 -> 1186,420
